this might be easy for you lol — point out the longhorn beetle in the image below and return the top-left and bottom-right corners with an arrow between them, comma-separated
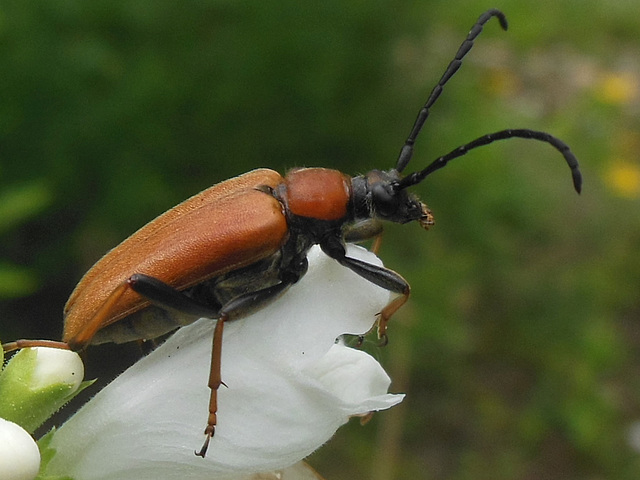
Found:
3,9 -> 582,457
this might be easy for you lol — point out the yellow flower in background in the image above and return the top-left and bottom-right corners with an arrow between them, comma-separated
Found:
484,67 -> 521,98
604,161 -> 640,198
596,72 -> 638,105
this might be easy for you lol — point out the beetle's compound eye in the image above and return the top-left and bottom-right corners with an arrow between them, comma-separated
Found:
371,183 -> 397,217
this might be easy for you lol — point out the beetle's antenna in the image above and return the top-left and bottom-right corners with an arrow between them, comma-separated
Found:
395,129 -> 583,193
395,9 -> 508,173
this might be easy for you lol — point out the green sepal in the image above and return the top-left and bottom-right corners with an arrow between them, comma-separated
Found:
35,429 -> 75,480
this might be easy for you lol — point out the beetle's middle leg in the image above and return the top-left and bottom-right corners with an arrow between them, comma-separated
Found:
343,218 -> 384,255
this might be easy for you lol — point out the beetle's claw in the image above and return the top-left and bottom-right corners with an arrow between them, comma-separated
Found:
195,427 -> 214,458
377,333 -> 389,347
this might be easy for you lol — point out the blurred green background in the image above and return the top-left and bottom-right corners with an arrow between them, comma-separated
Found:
1,0 -> 639,478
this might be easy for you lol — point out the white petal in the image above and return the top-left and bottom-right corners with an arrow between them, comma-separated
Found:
31,347 -> 84,391
45,245 -> 404,480
245,461 -> 326,480
303,343 -> 404,411
0,418 -> 40,480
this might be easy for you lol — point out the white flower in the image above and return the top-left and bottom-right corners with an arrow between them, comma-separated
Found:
0,418 -> 40,480
43,245 -> 404,480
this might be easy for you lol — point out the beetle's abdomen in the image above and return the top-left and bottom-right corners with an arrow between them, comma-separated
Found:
282,168 -> 351,221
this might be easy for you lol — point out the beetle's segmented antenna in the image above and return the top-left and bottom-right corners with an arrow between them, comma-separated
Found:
395,129 -> 583,193
395,9 -> 508,173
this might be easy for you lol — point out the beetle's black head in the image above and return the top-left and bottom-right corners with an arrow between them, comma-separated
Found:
353,169 -> 434,229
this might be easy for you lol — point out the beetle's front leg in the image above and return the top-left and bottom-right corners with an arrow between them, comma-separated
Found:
320,238 -> 410,344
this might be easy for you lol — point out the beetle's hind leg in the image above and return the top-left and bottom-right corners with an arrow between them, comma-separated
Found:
127,274 -> 221,318
197,310 -> 226,458
125,274 -> 224,457
125,274 -> 223,457
1,276 -> 186,381
2,339 -> 71,353
195,276 -> 303,457
128,271 -> 305,458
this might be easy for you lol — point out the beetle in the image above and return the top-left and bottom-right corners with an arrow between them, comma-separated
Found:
3,9 -> 582,458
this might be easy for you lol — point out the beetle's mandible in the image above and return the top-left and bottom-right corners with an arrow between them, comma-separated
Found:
3,9 -> 582,458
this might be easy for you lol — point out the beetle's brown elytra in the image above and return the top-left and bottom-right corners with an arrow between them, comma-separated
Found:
2,8 -> 582,458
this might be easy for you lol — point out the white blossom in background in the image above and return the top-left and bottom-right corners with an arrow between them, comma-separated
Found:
0,418 -> 41,480
43,245 -> 405,480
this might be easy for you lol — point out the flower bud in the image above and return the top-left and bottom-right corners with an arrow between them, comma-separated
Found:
0,347 -> 84,432
0,417 -> 41,480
